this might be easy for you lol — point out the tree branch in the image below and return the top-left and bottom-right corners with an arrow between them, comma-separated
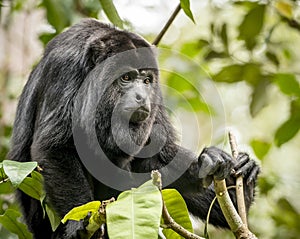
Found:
213,179 -> 257,239
212,132 -> 258,239
152,3 -> 181,46
151,170 -> 205,239
228,131 -> 248,227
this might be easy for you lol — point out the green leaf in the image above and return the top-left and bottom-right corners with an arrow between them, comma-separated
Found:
180,0 -> 195,23
62,201 -> 102,237
213,63 -> 261,84
18,171 -> 45,201
204,50 -> 228,60
243,63 -> 262,85
0,181 -> 14,194
238,4 -> 265,50
99,0 -> 123,29
275,100 -> 300,146
250,139 -> 271,160
180,39 -> 209,58
273,73 -> 300,97
275,118 -> 300,147
45,204 -> 61,232
39,32 -> 57,46
250,78 -> 270,117
42,0 -> 71,33
62,201 -> 101,224
106,180 -> 162,239
258,175 -> 278,195
213,64 -> 244,83
162,189 -> 193,239
3,160 -> 37,187
266,51 -> 279,67
186,97 -> 210,114
167,73 -> 194,93
0,209 -> 33,239
275,1 -> 293,19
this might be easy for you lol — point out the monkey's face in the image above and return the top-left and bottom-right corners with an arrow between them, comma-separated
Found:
116,69 -> 157,123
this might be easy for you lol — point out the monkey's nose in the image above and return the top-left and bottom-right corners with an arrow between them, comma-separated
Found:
135,92 -> 146,104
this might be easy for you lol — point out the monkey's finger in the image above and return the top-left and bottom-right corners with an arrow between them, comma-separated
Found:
198,153 -> 215,178
202,176 -> 213,188
246,166 -> 261,185
234,153 -> 249,169
234,159 -> 256,177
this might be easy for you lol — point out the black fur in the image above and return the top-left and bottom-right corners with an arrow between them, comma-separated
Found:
8,19 -> 260,239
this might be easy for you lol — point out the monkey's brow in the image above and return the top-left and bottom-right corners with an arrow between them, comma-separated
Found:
139,69 -> 154,75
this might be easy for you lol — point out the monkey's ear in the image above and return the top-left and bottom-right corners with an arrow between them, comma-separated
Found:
81,37 -> 109,73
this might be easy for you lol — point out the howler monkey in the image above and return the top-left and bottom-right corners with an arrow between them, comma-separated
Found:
8,19 -> 260,239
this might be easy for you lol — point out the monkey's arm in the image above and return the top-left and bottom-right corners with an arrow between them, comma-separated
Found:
32,146 -> 93,238
131,144 -> 259,228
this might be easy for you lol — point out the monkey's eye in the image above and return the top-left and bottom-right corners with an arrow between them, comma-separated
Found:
144,76 -> 152,84
121,74 -> 131,82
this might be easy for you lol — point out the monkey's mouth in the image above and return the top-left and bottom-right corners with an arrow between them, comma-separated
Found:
128,106 -> 150,122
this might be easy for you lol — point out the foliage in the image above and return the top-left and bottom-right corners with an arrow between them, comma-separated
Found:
106,180 -> 162,239
0,161 -> 41,238
162,189 -> 193,238
1,0 -> 300,238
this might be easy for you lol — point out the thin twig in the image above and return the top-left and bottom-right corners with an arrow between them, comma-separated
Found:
213,179 -> 258,239
151,171 -> 205,239
204,185 -> 236,238
228,131 -> 248,227
152,3 -> 181,46
204,196 -> 217,238
0,177 -> 9,184
162,200 -> 204,239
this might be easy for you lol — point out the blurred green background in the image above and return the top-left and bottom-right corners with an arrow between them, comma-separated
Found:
0,0 -> 300,238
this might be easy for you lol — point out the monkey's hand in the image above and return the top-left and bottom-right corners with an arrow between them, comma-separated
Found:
227,152 -> 260,207
197,147 -> 260,211
197,146 -> 234,187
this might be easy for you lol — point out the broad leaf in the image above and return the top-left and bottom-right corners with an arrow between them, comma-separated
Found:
99,0 -> 123,29
213,63 -> 261,84
162,189 -> 193,239
3,160 -> 37,187
204,50 -> 227,60
213,64 -> 243,83
238,4 -> 265,50
275,1 -> 293,19
243,63 -> 262,85
62,201 -> 101,223
62,201 -> 102,237
18,171 -> 45,201
42,0 -> 71,33
250,139 -> 271,160
275,100 -> 300,146
0,209 -> 33,239
180,40 -> 209,58
180,0 -> 195,23
275,118 -> 300,147
167,73 -> 194,93
106,180 -> 162,239
46,204 -> 61,232
274,73 -> 300,97
250,78 -> 270,117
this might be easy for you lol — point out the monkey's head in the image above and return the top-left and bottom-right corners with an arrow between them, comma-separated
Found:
115,68 -> 159,123
81,29 -> 162,160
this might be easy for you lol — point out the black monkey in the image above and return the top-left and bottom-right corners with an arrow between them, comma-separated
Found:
8,19 -> 260,239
